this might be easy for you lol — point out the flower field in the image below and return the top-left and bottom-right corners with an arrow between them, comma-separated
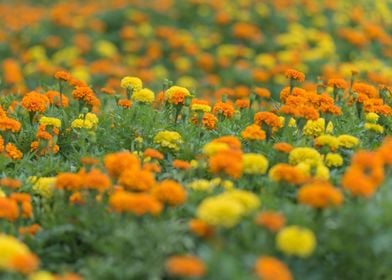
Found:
1,0 -> 392,279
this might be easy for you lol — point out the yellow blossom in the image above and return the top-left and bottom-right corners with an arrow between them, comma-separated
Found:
276,226 -> 316,257
303,118 -> 325,137
154,130 -> 183,151
324,153 -> 343,168
289,147 -> 322,167
39,116 -> 61,128
120,76 -> 143,91
338,135 -> 359,149
242,153 -> 269,174
132,88 -> 155,103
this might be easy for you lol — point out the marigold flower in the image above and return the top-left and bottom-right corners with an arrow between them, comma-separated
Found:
324,153 -> 343,167
191,99 -> 211,112
364,123 -> 384,133
0,117 -> 21,133
212,101 -> 235,118
273,142 -> 293,153
285,69 -> 305,82
154,130 -> 183,151
131,88 -> 155,103
196,195 -> 244,228
165,86 -> 191,105
327,78 -> 347,89
54,70 -> 72,81
21,91 -> 49,113
119,168 -> 155,192
242,153 -> 269,174
220,189 -> 261,214
254,112 -> 280,128
109,191 -> 162,216
18,224 -> 41,236
0,197 -> 19,221
254,256 -> 293,280
172,159 -> 192,170
104,151 -> 141,178
235,99 -> 250,109
83,169 -> 112,192
255,211 -> 286,232
298,181 -> 343,208
209,150 -> 243,179
201,112 -> 218,130
0,178 -> 21,189
0,234 -> 39,274
188,218 -> 215,238
241,124 -> 266,141
289,147 -> 322,167
276,226 -> 316,257
165,255 -> 206,278
120,76 -> 143,91
39,116 -> 61,128
5,143 -> 23,160
337,134 -> 359,149
211,135 -> 242,150
269,163 -> 307,185
55,172 -> 84,191
314,135 -> 339,151
152,179 -> 187,206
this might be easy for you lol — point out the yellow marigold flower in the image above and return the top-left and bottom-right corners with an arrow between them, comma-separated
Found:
221,180 -> 234,190
196,196 -> 244,228
120,76 -> 143,91
71,119 -> 94,130
0,189 -> 5,198
364,123 -> 384,134
314,135 -> 339,151
242,153 -> 269,174
279,116 -> 297,128
202,142 -> 230,156
85,113 -> 99,125
131,88 -> 155,103
315,163 -> 330,180
276,226 -> 316,257
39,117 -> 61,128
303,118 -> 325,137
338,135 -> 359,149
154,130 -> 183,151
28,271 -> 56,280
187,179 -> 213,192
191,104 -> 211,112
165,86 -> 191,104
289,147 -> 322,167
365,112 -> 379,123
220,190 -> 260,214
324,153 -> 344,168
30,177 -> 56,198
209,178 -> 222,187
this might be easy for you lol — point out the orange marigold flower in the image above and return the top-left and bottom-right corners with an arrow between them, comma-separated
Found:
0,177 -> 22,189
241,124 -> 266,141
144,148 -> 164,160
18,224 -> 41,236
45,90 -> 69,107
254,256 -> 293,280
255,87 -> 271,99
165,255 -> 206,278
9,252 -> 40,275
211,136 -> 242,150
342,166 -> 378,197
104,151 -> 140,178
352,82 -> 378,98
173,159 -> 192,170
119,168 -> 156,192
80,156 -> 99,166
55,172 -> 84,191
21,202 -> 33,218
5,143 -> 23,160
152,179 -> 187,206
212,101 -> 235,118
118,99 -> 132,108
201,112 -> 218,130
54,70 -> 72,81
235,99 -> 250,109
143,162 -> 162,173
9,193 -> 31,203
0,117 -> 21,133
298,181 -> 343,208
209,150 -> 243,179
269,163 -> 307,185
21,91 -> 49,113
189,218 -> 215,238
351,151 -> 384,185
0,197 -> 19,221
273,142 -> 293,153
285,69 -> 305,82
377,137 -> 392,165
327,78 -> 348,89
254,112 -> 281,127
83,169 -> 112,192
72,86 -> 94,100
255,211 -> 286,232
109,191 -> 163,216
101,87 -> 115,95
